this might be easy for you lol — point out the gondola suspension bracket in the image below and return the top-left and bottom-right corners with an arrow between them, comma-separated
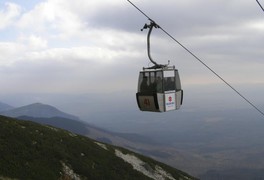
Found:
141,20 -> 169,70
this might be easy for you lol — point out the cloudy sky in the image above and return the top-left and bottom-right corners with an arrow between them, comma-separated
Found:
0,0 -> 264,118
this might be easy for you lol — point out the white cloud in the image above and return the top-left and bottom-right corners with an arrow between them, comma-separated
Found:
17,0 -> 84,38
15,0 -> 123,38
19,34 -> 48,50
0,2 -> 21,29
0,42 -> 26,65
28,35 -> 48,49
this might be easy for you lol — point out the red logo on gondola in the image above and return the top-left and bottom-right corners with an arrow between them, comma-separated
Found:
168,96 -> 172,102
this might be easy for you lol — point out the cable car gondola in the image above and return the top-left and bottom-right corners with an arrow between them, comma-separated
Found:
136,21 -> 183,112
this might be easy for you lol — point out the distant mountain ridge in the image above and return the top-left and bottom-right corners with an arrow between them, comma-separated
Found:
0,101 -> 163,149
0,101 -> 199,178
0,102 -> 79,120
0,102 -> 13,112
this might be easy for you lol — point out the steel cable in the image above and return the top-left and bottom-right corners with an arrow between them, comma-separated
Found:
127,0 -> 264,117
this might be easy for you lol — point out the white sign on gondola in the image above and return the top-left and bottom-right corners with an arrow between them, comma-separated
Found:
165,93 -> 176,111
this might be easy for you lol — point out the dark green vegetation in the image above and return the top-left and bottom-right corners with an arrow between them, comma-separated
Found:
0,115 -> 197,180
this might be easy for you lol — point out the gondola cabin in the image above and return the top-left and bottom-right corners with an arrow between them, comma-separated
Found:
136,66 -> 183,112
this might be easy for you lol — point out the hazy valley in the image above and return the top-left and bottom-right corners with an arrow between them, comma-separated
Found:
1,90 -> 264,180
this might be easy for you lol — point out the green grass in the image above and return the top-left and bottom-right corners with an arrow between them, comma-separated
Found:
0,115 -> 197,180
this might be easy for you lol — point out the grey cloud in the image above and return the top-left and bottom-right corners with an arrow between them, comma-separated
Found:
84,4 -> 146,33
1,0 -> 264,99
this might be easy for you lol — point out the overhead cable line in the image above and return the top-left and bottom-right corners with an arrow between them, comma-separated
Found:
127,0 -> 264,117
256,0 -> 264,12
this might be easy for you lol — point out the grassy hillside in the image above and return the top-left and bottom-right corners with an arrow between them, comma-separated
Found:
0,115 -> 197,180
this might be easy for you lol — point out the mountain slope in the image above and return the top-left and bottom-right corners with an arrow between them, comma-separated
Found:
0,103 -> 79,120
0,115 -> 197,180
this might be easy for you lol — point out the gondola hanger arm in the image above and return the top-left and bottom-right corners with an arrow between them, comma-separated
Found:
141,20 -> 166,69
